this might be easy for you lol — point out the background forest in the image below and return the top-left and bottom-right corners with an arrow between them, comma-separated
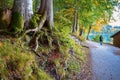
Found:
0,0 -> 119,80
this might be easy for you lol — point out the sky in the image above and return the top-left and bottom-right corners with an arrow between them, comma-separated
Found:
109,5 -> 120,26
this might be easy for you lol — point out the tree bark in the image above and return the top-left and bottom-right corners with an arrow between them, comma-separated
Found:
38,0 -> 54,29
72,10 -> 78,33
12,0 -> 33,20
24,0 -> 33,28
10,0 -> 33,34
86,25 -> 92,40
12,0 -> 25,15
10,0 -> 25,33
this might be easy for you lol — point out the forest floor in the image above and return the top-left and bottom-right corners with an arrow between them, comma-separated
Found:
86,41 -> 120,80
2,34 -> 120,80
0,34 -> 92,80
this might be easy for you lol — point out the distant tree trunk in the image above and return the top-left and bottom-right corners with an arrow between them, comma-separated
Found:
79,25 -> 83,36
79,29 -> 81,35
72,10 -> 78,33
86,25 -> 92,40
76,12 -> 79,32
38,0 -> 54,29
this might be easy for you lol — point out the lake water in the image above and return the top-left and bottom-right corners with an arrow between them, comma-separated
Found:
88,33 -> 113,43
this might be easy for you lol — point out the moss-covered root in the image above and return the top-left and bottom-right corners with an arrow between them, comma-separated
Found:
10,12 -> 24,34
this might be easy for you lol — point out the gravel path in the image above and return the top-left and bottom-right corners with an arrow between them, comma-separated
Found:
86,41 -> 120,80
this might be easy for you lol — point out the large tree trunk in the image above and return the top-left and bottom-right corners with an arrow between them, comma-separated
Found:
38,0 -> 54,29
12,0 -> 33,22
12,0 -> 25,16
10,0 -> 25,33
10,0 -> 33,34
24,0 -> 33,28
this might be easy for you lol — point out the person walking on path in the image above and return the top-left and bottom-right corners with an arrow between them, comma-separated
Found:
99,35 -> 103,45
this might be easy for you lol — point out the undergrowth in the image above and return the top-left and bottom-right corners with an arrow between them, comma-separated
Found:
50,12 -> 87,79
72,32 -> 85,42
0,40 -> 53,80
0,10 -> 87,80
93,35 -> 100,42
28,18 -> 87,79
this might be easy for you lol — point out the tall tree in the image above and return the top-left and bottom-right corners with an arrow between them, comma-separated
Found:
38,0 -> 54,29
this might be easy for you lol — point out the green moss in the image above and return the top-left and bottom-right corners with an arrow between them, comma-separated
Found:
0,40 -> 54,80
11,12 -> 24,34
37,69 -> 54,80
29,14 -> 41,29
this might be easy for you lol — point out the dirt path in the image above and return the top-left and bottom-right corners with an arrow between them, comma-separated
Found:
86,41 -> 120,80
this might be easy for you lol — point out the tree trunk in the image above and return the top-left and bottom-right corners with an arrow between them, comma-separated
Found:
38,0 -> 54,29
72,10 -> 78,33
24,0 -> 33,28
79,25 -> 83,36
10,0 -> 33,34
10,0 -> 25,34
12,0 -> 26,16
86,25 -> 92,40
79,28 -> 83,36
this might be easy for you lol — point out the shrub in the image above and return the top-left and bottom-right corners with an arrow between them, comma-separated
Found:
93,35 -> 100,42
